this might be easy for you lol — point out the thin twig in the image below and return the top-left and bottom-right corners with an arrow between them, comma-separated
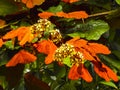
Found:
88,10 -> 116,17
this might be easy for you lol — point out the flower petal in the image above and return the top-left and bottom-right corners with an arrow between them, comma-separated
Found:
56,11 -> 88,19
77,64 -> 93,82
93,61 -> 118,82
67,38 -> 88,48
19,28 -> 33,46
34,39 -> 57,54
45,54 -> 54,64
68,11 -> 88,19
38,12 -> 54,19
3,29 -> 19,39
34,40 -> 57,64
56,12 -> 69,18
62,0 -> 79,3
22,0 -> 45,8
6,50 -> 37,67
77,48 -> 95,61
0,39 -> 3,47
17,27 -> 30,41
102,64 -> 118,82
88,43 -> 111,54
68,65 -> 80,80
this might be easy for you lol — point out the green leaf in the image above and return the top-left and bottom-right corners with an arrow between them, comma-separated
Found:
68,20 -> 109,40
100,55 -> 120,70
0,0 -> 19,16
47,5 -> 63,13
100,81 -> 118,89
54,63 -> 66,79
0,50 -> 9,66
63,57 -> 72,67
112,50 -> 120,59
4,40 -> 14,50
60,83 -> 76,90
115,0 -> 120,5
0,76 -> 8,89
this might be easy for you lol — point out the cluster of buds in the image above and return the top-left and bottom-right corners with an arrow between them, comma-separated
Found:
54,44 -> 84,65
30,19 -> 52,38
49,29 -> 62,44
30,19 -> 62,44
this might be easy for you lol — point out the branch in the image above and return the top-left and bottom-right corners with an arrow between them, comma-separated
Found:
88,10 -> 116,17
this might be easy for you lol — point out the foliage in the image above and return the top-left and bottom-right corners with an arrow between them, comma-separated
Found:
0,0 -> 120,90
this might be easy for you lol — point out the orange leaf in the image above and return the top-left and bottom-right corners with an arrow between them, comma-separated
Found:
6,50 -> 37,67
38,12 -> 55,19
78,64 -> 93,82
0,39 -> 3,47
68,11 -> 88,19
0,19 -> 6,27
3,26 -> 34,46
68,65 -> 80,80
78,48 -> 95,61
3,29 -> 19,40
34,40 -> 57,54
88,43 -> 111,54
56,11 -> 88,19
22,0 -> 45,8
56,12 -> 69,18
19,28 -> 34,46
67,38 -> 88,48
45,54 -> 55,64
34,40 -> 57,64
62,0 -> 79,3
93,61 -> 110,81
93,61 -> 118,82
102,64 -> 118,82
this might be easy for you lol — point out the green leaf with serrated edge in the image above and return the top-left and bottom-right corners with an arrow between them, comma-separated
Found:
100,55 -> 120,70
0,0 -> 19,16
68,20 -> 109,40
63,57 -> 72,67
100,81 -> 118,89
47,5 -> 62,13
116,0 -> 120,5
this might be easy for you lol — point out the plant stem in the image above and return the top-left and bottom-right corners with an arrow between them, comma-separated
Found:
88,10 -> 116,17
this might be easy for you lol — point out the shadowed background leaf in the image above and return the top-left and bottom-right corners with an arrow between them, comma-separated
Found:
24,72 -> 50,90
0,0 -> 19,16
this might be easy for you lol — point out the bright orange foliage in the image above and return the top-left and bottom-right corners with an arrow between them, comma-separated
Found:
68,11 -> 88,19
88,43 -> 111,54
0,19 -> 6,27
34,37 -> 117,82
6,50 -> 37,67
0,39 -> 3,47
62,0 -> 79,3
56,11 -> 89,19
38,11 -> 88,19
34,39 -> 57,64
67,38 -> 111,61
38,12 -> 55,19
93,61 -> 118,82
56,12 -> 69,18
3,26 -> 34,46
22,0 -> 45,8
66,38 -> 118,81
68,64 -> 93,82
